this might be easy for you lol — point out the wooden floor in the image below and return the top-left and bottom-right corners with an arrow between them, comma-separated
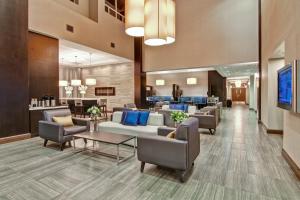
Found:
0,105 -> 299,200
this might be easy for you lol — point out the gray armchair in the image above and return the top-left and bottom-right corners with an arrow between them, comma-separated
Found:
190,107 -> 219,135
39,109 -> 88,151
137,117 -> 200,182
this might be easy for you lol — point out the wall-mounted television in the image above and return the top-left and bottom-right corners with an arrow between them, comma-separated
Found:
277,64 -> 293,110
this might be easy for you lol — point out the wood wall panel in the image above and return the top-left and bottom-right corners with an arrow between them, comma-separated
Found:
28,32 -> 59,100
208,71 -> 227,105
0,0 -> 29,137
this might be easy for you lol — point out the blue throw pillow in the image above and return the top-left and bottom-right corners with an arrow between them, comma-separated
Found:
183,104 -> 188,112
123,111 -> 139,126
169,104 -> 177,110
121,111 -> 128,124
138,111 -> 150,126
174,104 -> 184,111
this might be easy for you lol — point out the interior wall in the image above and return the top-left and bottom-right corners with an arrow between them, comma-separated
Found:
143,0 -> 259,71
0,0 -> 29,137
29,0 -> 133,60
147,71 -> 208,96
261,0 -> 300,167
60,62 -> 134,111
53,0 -> 90,18
208,71 -> 227,105
29,32 -> 59,101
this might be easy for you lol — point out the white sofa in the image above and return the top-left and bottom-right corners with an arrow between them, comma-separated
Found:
98,112 -> 166,136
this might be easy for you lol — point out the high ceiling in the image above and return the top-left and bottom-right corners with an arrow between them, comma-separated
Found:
59,40 -> 131,67
215,62 -> 258,77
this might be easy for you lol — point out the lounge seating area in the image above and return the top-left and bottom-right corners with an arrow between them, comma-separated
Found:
1,0 -> 300,199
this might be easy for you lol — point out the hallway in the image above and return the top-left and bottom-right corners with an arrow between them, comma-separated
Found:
0,105 -> 299,200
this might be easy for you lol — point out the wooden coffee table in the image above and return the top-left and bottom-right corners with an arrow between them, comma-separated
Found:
72,132 -> 136,165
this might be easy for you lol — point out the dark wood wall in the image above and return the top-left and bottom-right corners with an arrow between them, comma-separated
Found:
134,38 -> 147,108
0,0 -> 29,137
208,71 -> 227,105
28,32 -> 59,100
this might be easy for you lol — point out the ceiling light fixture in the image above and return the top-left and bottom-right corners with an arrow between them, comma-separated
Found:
125,0 -> 175,46
125,0 -> 145,37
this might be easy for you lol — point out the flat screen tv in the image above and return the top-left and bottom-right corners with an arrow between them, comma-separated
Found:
277,64 -> 293,110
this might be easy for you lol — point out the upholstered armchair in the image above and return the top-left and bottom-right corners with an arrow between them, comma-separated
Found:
137,117 -> 200,182
190,107 -> 219,135
39,109 -> 88,151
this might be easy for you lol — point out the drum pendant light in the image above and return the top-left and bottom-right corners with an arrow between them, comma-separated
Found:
144,0 -> 168,46
125,0 -> 145,37
166,0 -> 175,44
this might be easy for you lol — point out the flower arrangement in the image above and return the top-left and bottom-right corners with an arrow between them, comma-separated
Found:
171,111 -> 188,124
87,106 -> 101,121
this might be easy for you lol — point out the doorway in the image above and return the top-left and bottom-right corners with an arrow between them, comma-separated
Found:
232,88 -> 246,102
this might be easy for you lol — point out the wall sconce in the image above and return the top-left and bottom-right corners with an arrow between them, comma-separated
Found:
156,80 -> 165,86
85,78 -> 97,86
59,80 -> 68,87
187,78 -> 197,85
71,79 -> 82,86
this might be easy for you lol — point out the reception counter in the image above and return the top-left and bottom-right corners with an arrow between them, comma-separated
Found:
29,106 -> 68,137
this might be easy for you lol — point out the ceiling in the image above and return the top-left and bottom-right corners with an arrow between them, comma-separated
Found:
215,62 -> 258,77
59,40 -> 131,67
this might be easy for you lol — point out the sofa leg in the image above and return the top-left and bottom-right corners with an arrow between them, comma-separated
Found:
43,139 -> 48,147
209,129 -> 213,135
83,138 -> 87,144
68,141 -> 72,147
140,162 -> 145,173
177,170 -> 187,183
60,142 -> 66,151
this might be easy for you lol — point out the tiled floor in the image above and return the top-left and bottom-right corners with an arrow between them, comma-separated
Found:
0,105 -> 299,200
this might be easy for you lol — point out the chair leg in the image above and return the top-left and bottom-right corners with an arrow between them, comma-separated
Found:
83,138 -> 87,144
140,162 -> 145,173
60,142 -> 66,151
177,170 -> 188,183
43,139 -> 48,147
209,129 -> 213,135
68,141 -> 72,147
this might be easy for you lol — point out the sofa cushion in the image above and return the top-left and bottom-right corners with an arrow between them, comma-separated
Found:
98,121 -> 164,136
112,111 -> 123,123
123,111 -> 139,126
138,111 -> 150,126
43,109 -> 72,122
53,115 -> 74,127
64,125 -> 87,136
147,113 -> 164,126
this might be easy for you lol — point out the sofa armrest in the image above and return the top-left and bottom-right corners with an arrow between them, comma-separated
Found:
157,127 -> 176,136
137,135 -> 188,170
39,121 -> 64,142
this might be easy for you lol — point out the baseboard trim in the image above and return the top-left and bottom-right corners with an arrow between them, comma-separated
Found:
0,133 -> 31,144
282,149 -> 300,180
260,121 -> 283,135
266,129 -> 283,134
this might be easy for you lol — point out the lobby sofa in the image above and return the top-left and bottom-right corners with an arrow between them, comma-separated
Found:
39,109 -> 88,151
98,111 -> 166,137
137,117 -> 200,182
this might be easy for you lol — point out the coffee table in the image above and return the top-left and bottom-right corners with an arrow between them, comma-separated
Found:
72,132 -> 136,165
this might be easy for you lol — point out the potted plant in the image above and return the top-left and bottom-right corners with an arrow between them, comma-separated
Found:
171,111 -> 188,127
87,106 -> 101,132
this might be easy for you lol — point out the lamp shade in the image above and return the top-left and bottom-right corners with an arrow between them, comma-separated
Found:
85,78 -> 97,86
125,0 -> 145,37
166,0 -> 175,44
156,79 -> 165,86
187,78 -> 197,85
59,80 -> 68,87
71,79 -> 81,86
144,0 -> 168,46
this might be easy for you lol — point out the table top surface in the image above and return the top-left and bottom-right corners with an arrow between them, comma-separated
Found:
73,132 -> 135,145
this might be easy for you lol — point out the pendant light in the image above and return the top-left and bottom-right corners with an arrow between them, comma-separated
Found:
166,0 -> 175,44
144,0 -> 168,46
125,0 -> 145,37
